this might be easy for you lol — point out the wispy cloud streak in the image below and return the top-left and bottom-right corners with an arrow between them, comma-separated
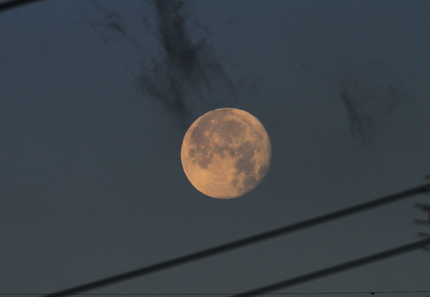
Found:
137,0 -> 237,125
340,90 -> 375,146
87,0 -> 238,126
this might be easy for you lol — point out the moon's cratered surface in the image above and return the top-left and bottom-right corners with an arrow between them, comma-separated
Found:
181,108 -> 271,199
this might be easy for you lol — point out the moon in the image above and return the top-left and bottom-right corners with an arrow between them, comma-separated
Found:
181,108 -> 271,199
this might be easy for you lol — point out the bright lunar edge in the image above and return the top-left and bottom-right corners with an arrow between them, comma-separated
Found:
181,108 -> 271,199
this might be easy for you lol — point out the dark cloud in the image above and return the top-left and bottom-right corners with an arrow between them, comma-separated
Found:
336,60 -> 413,146
340,90 -> 375,146
137,0 -> 237,126
299,57 -> 414,147
87,0 -> 238,127
86,1 -> 140,46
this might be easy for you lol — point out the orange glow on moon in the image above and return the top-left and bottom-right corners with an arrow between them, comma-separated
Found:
181,108 -> 271,199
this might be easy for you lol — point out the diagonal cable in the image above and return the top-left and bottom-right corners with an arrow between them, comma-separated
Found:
0,0 -> 45,12
41,183 -> 430,296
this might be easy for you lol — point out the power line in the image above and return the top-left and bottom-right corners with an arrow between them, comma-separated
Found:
1,290 -> 430,295
0,0 -> 45,12
230,237 -> 430,297
40,183 -> 430,296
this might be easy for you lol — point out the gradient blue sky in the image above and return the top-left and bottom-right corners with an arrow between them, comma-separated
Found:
1,1 -> 430,296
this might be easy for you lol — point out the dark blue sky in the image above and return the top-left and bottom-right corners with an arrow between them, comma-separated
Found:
1,0 -> 430,296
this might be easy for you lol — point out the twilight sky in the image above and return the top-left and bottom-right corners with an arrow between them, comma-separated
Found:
1,0 -> 430,296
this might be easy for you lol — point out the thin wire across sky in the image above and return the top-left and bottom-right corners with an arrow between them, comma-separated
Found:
0,0 -> 45,12
41,183 -> 430,296
230,237 -> 430,297
3,289 -> 430,295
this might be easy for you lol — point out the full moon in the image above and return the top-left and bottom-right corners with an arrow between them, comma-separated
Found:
181,108 -> 271,199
